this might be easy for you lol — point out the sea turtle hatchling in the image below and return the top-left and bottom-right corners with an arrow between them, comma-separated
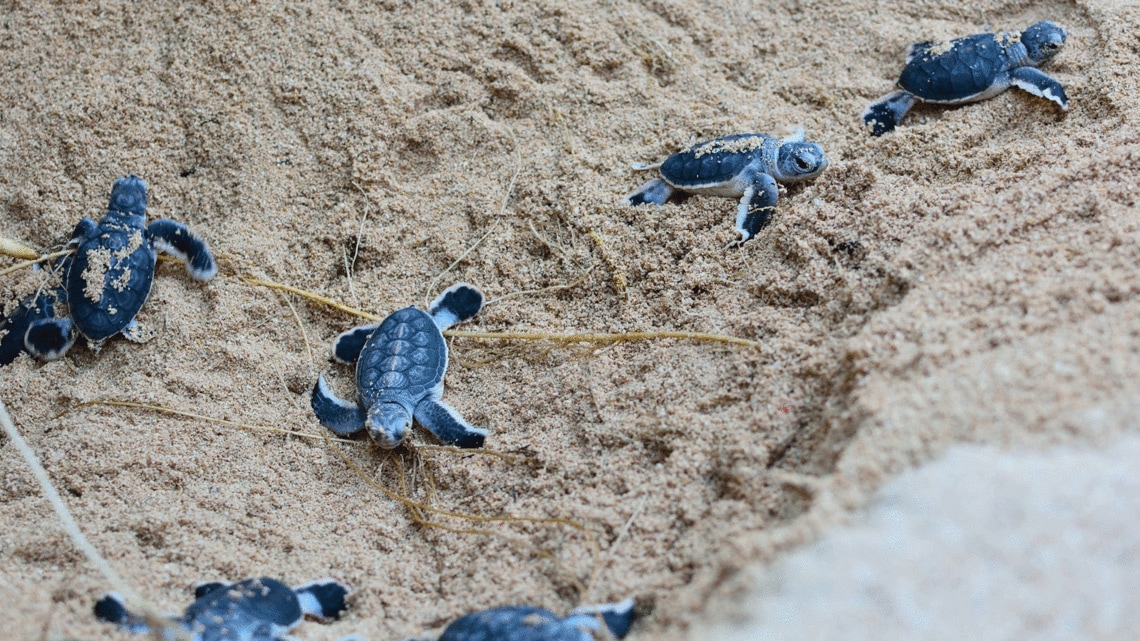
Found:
93,577 -> 350,641
400,598 -> 636,641
863,21 -> 1069,136
0,289 -> 69,366
0,259 -> 72,366
624,131 -> 828,244
311,283 -> 487,449
23,174 -> 217,360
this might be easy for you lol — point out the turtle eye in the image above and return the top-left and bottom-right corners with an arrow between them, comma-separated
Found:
795,156 -> 812,171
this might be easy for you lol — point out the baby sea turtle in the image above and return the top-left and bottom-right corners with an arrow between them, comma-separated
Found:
863,21 -> 1069,136
427,598 -> 636,641
93,577 -> 349,641
625,131 -> 828,244
0,290 -> 67,366
311,283 -> 487,449
0,261 -> 72,366
24,174 -> 216,360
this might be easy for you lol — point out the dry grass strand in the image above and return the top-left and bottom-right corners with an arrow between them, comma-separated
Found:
0,248 -> 75,278
59,400 -> 357,444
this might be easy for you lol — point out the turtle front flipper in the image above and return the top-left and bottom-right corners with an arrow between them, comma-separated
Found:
68,217 -> 99,246
568,598 -> 637,639
732,172 -> 779,245
24,316 -> 77,361
332,323 -> 379,364
862,90 -> 917,136
292,579 -> 350,621
781,126 -> 806,144
625,178 -> 675,206
1009,67 -> 1069,110
148,219 -> 217,281
92,593 -> 153,635
414,397 -> 486,448
311,375 -> 367,436
428,283 -> 485,331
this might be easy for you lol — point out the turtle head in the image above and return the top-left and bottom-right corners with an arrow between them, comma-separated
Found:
1021,21 -> 1067,65
108,175 -> 148,217
775,142 -> 828,182
366,402 -> 411,448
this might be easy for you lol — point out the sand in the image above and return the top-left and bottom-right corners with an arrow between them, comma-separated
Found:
1,0 -> 1138,639
700,438 -> 1140,640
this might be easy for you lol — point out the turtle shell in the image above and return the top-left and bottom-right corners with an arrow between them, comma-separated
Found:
898,32 -> 1014,103
659,133 -> 777,188
439,606 -> 576,641
67,218 -> 156,341
356,306 -> 447,407
183,577 -> 301,638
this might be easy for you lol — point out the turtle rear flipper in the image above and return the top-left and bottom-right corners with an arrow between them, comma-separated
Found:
414,397 -> 486,448
293,579 -> 350,621
629,160 -> 663,171
428,283 -> 484,331
625,178 -> 675,206
904,40 -> 935,63
120,319 -> 155,343
781,126 -> 806,144
93,593 -> 152,635
148,218 -> 217,281
568,598 -> 637,639
862,90 -> 917,136
24,317 -> 76,361
311,376 -> 367,436
332,323 -> 379,364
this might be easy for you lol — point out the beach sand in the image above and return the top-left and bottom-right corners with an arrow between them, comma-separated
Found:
2,0 -> 1138,639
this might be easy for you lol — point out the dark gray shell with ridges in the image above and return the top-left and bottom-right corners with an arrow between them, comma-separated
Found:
357,307 -> 446,404
68,220 -> 156,341
899,33 -> 1015,102
659,133 -> 779,187
184,578 -> 301,631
